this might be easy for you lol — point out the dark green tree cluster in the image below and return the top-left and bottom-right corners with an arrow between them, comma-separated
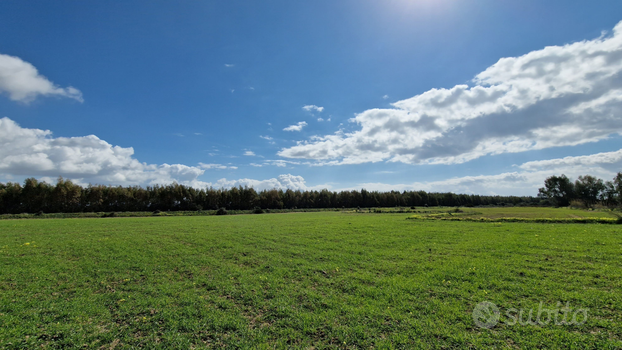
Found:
538,172 -> 622,207
0,177 -> 538,214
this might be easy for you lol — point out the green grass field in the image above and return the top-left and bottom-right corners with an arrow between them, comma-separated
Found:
1,211 -> 621,348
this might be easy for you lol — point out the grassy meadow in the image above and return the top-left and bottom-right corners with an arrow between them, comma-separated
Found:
1,210 -> 621,348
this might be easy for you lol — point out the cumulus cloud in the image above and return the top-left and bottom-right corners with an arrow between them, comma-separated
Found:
212,174 -> 327,191
280,21 -> 622,165
243,150 -> 256,156
283,121 -> 308,132
0,117 -> 203,186
0,53 -> 83,103
303,105 -> 324,113
340,149 -> 622,196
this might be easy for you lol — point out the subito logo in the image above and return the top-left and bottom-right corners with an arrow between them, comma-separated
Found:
473,301 -> 500,329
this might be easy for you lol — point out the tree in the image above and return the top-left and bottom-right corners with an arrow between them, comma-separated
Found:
613,172 -> 622,206
600,181 -> 617,207
538,174 -> 575,206
574,175 -> 605,208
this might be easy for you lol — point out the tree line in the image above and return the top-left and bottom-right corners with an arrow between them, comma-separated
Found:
0,177 -> 539,214
538,172 -> 622,207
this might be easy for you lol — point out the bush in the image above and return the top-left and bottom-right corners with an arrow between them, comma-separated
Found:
410,206 -> 416,210
153,210 -> 162,215
539,199 -> 555,207
35,210 -> 44,216
216,207 -> 228,215
253,207 -> 264,214
569,200 -> 587,209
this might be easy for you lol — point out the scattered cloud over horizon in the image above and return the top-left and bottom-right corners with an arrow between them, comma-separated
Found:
283,121 -> 308,132
0,117 -> 328,191
341,149 -> 622,195
279,21 -> 622,166
211,174 -> 328,191
0,117 -> 204,187
0,53 -> 83,103
2,115 -> 620,195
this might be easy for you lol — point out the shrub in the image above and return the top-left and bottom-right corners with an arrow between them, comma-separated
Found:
569,200 -> 587,209
253,206 -> 264,214
153,210 -> 162,215
216,207 -> 228,215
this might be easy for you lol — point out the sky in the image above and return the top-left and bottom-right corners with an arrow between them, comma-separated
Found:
1,0 -> 622,195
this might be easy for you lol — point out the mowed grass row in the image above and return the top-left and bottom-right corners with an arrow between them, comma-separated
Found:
0,212 -> 621,348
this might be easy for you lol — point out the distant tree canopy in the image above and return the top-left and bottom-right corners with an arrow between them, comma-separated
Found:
537,174 -> 575,206
0,177 -> 538,214
538,172 -> 622,207
2,172 -> 620,214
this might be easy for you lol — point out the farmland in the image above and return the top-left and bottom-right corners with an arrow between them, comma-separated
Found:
1,210 -> 621,348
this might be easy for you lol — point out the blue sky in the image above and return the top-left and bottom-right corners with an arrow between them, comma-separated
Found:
1,0 -> 622,195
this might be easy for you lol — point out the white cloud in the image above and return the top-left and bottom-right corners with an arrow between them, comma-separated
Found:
243,150 -> 256,156
0,117 -> 204,186
317,117 -> 324,122
0,53 -> 83,103
224,64 -> 234,68
249,159 -> 302,168
280,21 -> 622,165
283,121 -> 308,132
260,135 -> 276,145
198,163 -> 237,170
303,105 -> 324,113
212,174 -> 328,191
382,95 -> 389,100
